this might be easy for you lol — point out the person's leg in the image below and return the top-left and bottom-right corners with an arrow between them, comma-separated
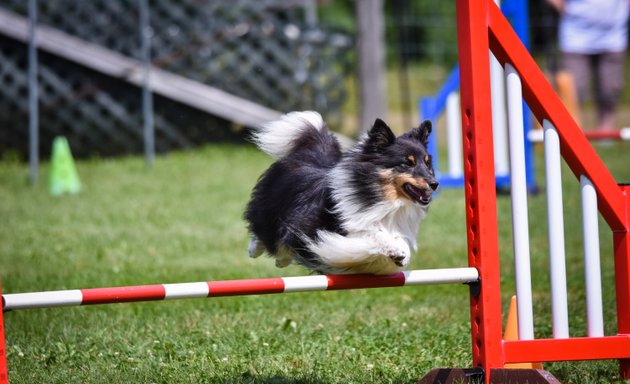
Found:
594,51 -> 625,131
562,52 -> 592,104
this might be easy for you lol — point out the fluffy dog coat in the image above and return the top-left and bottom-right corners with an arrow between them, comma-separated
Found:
244,111 -> 438,275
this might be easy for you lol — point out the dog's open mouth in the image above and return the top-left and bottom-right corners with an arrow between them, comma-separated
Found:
403,183 -> 432,205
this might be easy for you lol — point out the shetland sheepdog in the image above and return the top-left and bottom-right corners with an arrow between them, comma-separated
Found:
244,111 -> 438,275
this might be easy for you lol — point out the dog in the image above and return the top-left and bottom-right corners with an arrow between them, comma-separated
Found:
244,111 -> 438,275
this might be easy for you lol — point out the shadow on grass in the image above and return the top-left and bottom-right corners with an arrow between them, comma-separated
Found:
225,372 -> 418,384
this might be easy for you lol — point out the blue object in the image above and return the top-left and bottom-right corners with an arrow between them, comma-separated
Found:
419,0 -> 537,192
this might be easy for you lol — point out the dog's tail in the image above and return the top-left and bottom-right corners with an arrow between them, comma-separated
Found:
252,111 -> 331,159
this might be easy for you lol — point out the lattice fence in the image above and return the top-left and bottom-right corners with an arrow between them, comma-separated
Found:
0,0 -> 353,157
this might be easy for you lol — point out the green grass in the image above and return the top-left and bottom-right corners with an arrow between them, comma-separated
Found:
1,142 -> 629,383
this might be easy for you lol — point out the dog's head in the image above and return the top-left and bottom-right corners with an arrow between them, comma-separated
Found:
362,119 -> 438,206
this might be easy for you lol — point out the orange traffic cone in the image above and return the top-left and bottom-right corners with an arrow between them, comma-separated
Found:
504,295 -> 543,369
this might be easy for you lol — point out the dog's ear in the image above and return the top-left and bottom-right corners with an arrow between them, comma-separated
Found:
366,118 -> 396,151
407,120 -> 432,147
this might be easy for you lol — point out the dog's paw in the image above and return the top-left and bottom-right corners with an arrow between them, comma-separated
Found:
248,236 -> 265,258
384,248 -> 410,268
389,254 -> 409,267
375,234 -> 410,268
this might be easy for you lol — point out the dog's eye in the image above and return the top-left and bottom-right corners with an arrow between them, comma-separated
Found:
404,155 -> 416,167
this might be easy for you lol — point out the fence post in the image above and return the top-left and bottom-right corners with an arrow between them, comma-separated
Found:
355,0 -> 387,134
139,0 -> 154,169
28,0 -> 39,185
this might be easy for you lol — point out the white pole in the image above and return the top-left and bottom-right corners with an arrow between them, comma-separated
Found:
446,92 -> 463,178
580,175 -> 605,337
491,0 -> 509,178
505,63 -> 535,340
543,119 -> 569,338
490,53 -> 509,177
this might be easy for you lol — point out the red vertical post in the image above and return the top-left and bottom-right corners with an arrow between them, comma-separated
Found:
456,0 -> 505,380
0,282 -> 8,384
614,185 -> 630,379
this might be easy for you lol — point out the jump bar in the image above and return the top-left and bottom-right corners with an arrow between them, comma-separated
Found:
528,127 -> 630,143
2,267 -> 478,311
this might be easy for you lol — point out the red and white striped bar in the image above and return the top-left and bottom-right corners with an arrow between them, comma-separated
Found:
2,267 -> 478,311
528,127 -> 630,143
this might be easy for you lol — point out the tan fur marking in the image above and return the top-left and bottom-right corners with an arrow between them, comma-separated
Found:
378,169 -> 399,201
407,155 -> 416,166
379,170 -> 429,201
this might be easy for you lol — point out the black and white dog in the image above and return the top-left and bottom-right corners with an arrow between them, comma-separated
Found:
244,111 -> 438,275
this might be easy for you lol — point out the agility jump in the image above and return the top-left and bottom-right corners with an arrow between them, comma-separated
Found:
454,0 -> 630,382
2,0 -> 630,383
2,268 -> 478,311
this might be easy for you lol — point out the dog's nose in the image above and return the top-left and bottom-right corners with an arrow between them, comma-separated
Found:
429,180 -> 439,191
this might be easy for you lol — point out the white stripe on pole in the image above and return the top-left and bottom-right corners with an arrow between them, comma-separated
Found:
163,282 -> 209,299
527,129 -> 544,143
282,275 -> 329,292
505,63 -> 535,340
404,267 -> 478,285
580,175 -> 605,337
446,92 -> 463,178
3,289 -> 82,310
543,120 -> 569,338
490,52 -> 509,177
621,127 -> 630,140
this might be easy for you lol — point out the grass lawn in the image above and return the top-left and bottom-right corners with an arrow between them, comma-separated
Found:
1,141 -> 629,383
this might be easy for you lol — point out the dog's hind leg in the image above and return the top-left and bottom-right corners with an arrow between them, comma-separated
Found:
273,246 -> 294,268
248,235 -> 265,258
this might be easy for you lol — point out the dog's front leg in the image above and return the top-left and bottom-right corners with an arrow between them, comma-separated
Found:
306,229 -> 411,274
370,229 -> 411,268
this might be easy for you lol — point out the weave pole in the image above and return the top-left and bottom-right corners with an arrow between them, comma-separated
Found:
2,268 -> 478,312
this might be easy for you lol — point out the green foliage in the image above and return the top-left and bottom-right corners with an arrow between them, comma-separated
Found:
319,0 -> 458,66
1,142 -> 629,383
